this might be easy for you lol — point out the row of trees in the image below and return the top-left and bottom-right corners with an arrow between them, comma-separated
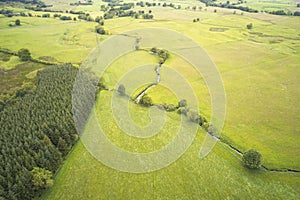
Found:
199,0 -> 259,13
136,1 -> 180,9
0,0 -> 44,5
199,0 -> 300,16
70,0 -> 93,6
150,48 -> 169,64
117,84 -> 262,170
267,10 -> 300,16
0,64 -> 89,199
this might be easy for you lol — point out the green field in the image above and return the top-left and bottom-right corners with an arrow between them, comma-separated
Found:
0,15 -> 102,64
0,0 -> 299,199
41,91 -> 300,200
207,0 -> 299,12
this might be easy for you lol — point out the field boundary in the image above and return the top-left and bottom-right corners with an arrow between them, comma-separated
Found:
0,47 -> 62,66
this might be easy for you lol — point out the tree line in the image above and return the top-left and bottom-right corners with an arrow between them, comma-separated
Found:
198,0 -> 300,16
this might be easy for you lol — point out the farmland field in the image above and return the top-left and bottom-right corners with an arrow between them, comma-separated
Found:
0,0 -> 299,199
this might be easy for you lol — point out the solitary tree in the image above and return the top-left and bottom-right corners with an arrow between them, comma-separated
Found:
242,149 -> 262,169
117,84 -> 125,96
31,167 -> 53,190
246,23 -> 253,29
18,48 -> 31,61
158,49 -> 169,63
150,47 -> 158,53
178,99 -> 187,107
140,94 -> 152,106
95,25 -> 106,34
15,19 -> 21,26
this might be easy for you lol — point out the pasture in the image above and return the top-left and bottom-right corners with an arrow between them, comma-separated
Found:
41,91 -> 300,200
0,0 -> 299,199
99,12 -> 300,169
41,5 -> 299,197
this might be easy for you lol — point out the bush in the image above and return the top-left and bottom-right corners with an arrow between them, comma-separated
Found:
42,13 -> 50,18
140,94 -> 152,106
178,99 -> 187,107
246,23 -> 253,29
142,13 -> 153,19
18,48 -> 31,61
242,149 -> 262,169
162,103 -> 176,111
158,49 -> 169,63
60,15 -> 72,20
95,25 -> 106,35
15,19 -> 21,26
117,84 -> 125,95
177,107 -> 189,115
187,110 -> 200,123
187,110 -> 207,126
294,11 -> 300,16
150,47 -> 158,53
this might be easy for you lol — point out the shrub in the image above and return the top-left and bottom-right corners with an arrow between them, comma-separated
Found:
187,110 -> 200,123
15,19 -> 21,26
162,103 -> 176,111
60,16 -> 72,20
158,49 -> 169,63
178,99 -> 187,107
150,47 -> 158,53
246,23 -> 253,29
18,48 -> 31,61
140,94 -> 152,106
177,107 -> 189,115
117,84 -> 125,96
95,25 -> 106,35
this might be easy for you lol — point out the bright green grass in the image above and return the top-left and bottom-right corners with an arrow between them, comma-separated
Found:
101,14 -> 300,169
103,50 -> 211,117
242,0 -> 298,12
95,91 -> 185,153
210,0 -> 298,12
0,3 -> 297,169
0,55 -> 23,70
0,2 -> 299,198
146,84 -> 179,105
102,50 -> 159,88
41,140 -> 300,199
41,91 -> 300,200
42,0 -> 105,18
0,16 -> 102,63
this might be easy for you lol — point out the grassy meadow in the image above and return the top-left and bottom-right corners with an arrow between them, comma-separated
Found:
41,91 -> 300,200
99,13 -> 300,169
0,15 -> 103,64
0,0 -> 299,199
